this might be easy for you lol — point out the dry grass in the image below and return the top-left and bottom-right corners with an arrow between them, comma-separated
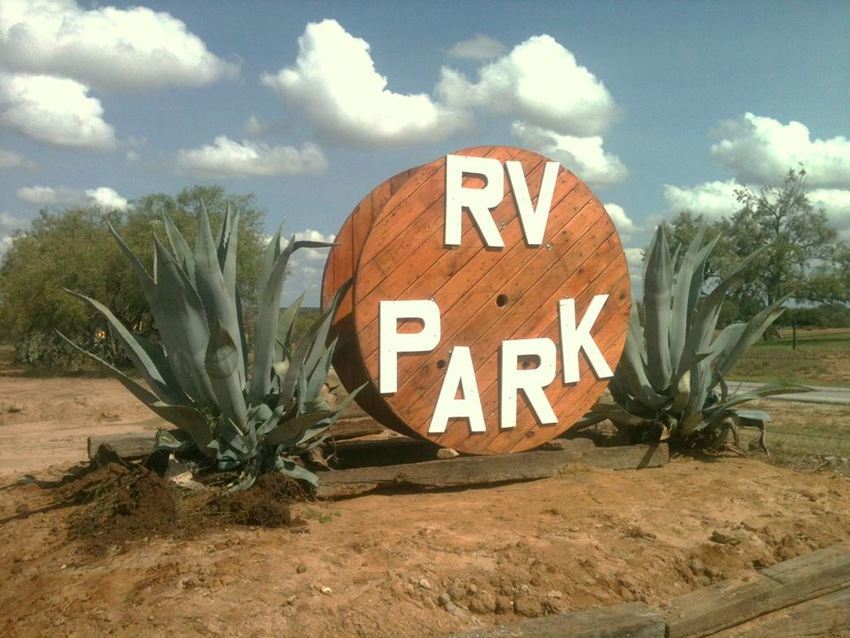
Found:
737,399 -> 850,474
730,328 -> 850,386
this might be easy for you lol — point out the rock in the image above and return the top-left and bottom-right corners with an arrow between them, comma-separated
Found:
540,439 -> 568,450
418,577 -> 432,590
296,564 -> 308,574
444,601 -> 458,614
436,448 -> 460,460
513,592 -> 542,617
319,585 -> 333,596
495,596 -> 513,614
7,404 -> 23,413
710,530 -> 741,546
437,592 -> 452,607
448,580 -> 466,601
546,589 -> 563,599
468,591 -> 496,614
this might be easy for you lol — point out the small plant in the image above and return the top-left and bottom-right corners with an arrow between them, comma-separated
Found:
61,205 -> 356,489
588,225 -> 808,449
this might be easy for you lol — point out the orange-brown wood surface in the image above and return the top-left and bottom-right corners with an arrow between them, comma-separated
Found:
321,168 -> 419,434
352,146 -> 631,455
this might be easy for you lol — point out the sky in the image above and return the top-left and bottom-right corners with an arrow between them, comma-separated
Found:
1,0 -> 849,304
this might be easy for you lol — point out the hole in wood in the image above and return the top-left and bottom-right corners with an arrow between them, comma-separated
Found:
436,359 -> 446,369
496,294 -> 509,307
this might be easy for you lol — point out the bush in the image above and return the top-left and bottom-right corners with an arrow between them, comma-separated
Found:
0,186 -> 266,369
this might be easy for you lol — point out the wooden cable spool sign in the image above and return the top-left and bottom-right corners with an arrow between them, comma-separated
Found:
322,146 -> 631,455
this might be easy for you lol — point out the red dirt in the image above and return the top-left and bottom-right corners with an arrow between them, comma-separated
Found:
2,371 -> 850,636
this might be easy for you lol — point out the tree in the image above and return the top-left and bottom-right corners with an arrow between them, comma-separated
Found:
0,185 -> 267,367
667,169 -> 848,324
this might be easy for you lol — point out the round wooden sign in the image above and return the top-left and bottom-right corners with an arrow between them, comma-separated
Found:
351,146 -> 631,455
321,167 -> 420,434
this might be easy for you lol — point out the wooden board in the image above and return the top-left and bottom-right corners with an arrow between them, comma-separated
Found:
452,602 -> 664,638
321,167 -> 419,434
314,439 -> 668,498
87,418 -> 385,460
665,542 -> 850,637
353,146 -> 630,454
710,585 -> 850,637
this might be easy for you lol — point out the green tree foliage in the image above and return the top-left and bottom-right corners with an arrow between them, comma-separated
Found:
0,185 -> 267,367
666,169 -> 849,324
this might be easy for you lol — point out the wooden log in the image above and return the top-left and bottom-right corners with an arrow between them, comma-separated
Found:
352,146 -> 631,454
88,431 -> 156,459
452,601 -> 665,638
87,418 -> 387,460
665,543 -> 850,637
709,585 -> 850,637
314,440 -> 668,498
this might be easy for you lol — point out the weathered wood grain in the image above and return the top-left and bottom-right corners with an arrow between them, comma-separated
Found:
451,601 -> 665,638
314,439 -> 668,498
87,418 -> 386,460
320,167 -> 420,435
710,585 -> 850,637
666,543 -> 850,637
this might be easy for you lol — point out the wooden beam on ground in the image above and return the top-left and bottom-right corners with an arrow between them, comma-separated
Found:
709,585 -> 850,637
314,439 -> 668,498
452,601 -> 665,638
665,542 -> 850,637
87,417 -> 386,460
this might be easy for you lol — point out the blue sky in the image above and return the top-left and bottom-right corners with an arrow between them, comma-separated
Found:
1,0 -> 849,303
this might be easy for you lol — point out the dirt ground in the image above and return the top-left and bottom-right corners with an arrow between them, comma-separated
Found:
3,370 -> 850,637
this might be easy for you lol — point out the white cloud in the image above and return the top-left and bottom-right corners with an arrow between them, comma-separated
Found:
438,34 -> 617,137
624,247 -> 644,298
662,179 -> 850,240
810,188 -> 850,240
244,115 -> 268,136
261,19 -> 467,147
603,202 -> 636,242
712,113 -> 850,188
281,229 -> 336,306
243,114 -> 290,137
0,0 -> 237,91
662,180 -> 740,219
446,35 -> 506,60
85,186 -> 128,210
176,136 -> 328,178
0,211 -> 28,230
0,73 -> 115,149
511,121 -> 627,185
0,147 -> 33,169
17,184 -> 127,210
0,235 -> 13,261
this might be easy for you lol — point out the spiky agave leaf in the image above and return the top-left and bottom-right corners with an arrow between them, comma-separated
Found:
642,226 -> 673,391
590,223 -> 804,447
249,234 -> 335,403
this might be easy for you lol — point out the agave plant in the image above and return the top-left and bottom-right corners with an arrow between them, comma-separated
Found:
60,205 -> 356,489
589,225 -> 808,448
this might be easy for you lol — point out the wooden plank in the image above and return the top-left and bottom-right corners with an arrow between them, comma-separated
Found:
87,418 -> 387,460
709,585 -> 850,637
666,543 -> 850,637
451,601 -> 665,638
314,440 -> 668,498
88,431 -> 156,459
